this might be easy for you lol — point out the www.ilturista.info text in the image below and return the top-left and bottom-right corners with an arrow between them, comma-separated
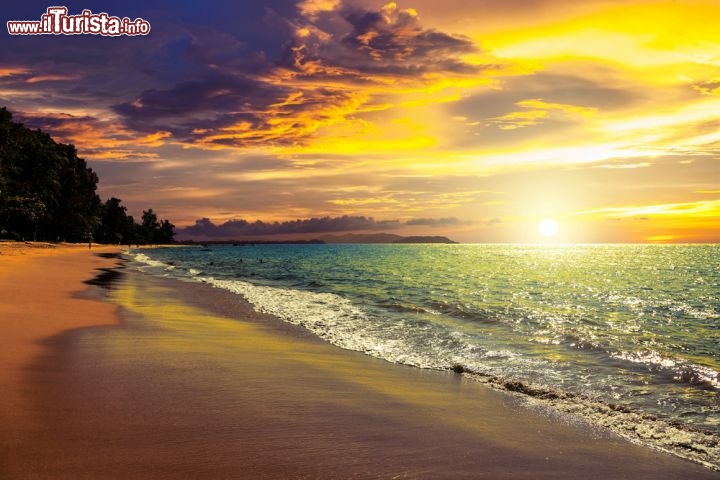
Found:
7,7 -> 150,36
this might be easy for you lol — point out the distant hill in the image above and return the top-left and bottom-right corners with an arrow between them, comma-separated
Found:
177,233 -> 459,245
319,233 -> 403,243
394,236 -> 458,244
319,233 -> 457,244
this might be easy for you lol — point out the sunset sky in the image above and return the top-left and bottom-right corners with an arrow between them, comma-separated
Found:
2,0 -> 718,242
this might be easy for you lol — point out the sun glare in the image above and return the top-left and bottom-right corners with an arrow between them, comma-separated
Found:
538,218 -> 559,238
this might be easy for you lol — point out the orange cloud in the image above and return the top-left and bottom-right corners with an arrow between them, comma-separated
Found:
25,74 -> 82,83
0,67 -> 31,77
18,111 -> 171,161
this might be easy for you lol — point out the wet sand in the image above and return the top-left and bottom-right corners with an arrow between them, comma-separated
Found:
1,245 -> 719,479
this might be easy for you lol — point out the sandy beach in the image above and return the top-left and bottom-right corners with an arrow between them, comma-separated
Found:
1,244 -> 718,479
0,243 -> 122,477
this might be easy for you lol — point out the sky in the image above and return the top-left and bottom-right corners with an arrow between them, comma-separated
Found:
1,0 -> 718,242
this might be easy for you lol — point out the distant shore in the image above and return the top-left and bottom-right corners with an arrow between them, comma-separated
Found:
175,232 -> 458,244
1,243 -> 718,478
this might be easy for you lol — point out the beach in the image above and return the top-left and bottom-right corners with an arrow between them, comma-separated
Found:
0,243 -> 122,477
1,244 -> 719,479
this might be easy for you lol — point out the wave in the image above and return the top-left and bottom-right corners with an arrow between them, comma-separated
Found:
128,248 -> 720,471
532,329 -> 720,391
132,252 -> 206,277
612,350 -> 720,389
194,276 -> 548,378
201,277 -> 720,470
208,270 -> 720,468
132,252 -> 172,269
455,369 -> 720,471
202,277 -> 483,371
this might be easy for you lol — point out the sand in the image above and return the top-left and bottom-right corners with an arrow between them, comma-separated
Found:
0,243 -> 122,475
1,243 -> 718,479
0,242 -> 120,405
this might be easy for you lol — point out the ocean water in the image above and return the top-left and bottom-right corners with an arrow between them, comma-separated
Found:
130,243 -> 720,468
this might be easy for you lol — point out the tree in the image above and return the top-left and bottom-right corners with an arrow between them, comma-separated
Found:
140,209 -> 159,243
0,108 -> 102,241
0,107 -> 175,244
158,219 -> 176,244
138,209 -> 175,244
97,197 -> 133,244
0,195 -> 47,240
95,202 -> 174,245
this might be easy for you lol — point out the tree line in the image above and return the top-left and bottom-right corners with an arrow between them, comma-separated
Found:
0,107 -> 174,244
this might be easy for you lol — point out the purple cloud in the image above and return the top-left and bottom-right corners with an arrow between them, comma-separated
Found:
179,215 -> 402,239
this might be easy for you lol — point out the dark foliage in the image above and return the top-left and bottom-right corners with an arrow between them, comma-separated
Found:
137,208 -> 175,245
0,107 -> 174,244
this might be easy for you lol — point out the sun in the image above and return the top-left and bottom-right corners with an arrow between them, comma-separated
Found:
538,218 -> 559,238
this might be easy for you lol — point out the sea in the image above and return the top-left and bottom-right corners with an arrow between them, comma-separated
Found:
130,243 -> 720,468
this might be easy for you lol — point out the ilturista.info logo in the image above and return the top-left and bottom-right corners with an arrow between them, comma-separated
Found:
7,6 -> 151,36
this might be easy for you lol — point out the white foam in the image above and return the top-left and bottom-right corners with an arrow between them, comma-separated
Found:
127,246 -> 720,471
612,350 -> 720,388
133,252 -> 168,268
201,276 -> 536,373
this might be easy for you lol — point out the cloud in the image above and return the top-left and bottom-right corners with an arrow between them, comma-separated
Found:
298,0 -> 341,18
576,199 -> 720,218
104,1 -> 501,151
338,2 -> 477,74
280,1 -> 494,82
595,162 -> 651,169
0,66 -> 31,77
15,111 -> 169,161
179,214 -> 478,239
405,217 -> 464,226
179,215 -> 402,238
112,73 -> 281,139
489,98 -> 597,130
693,78 -> 720,96
25,74 -> 82,84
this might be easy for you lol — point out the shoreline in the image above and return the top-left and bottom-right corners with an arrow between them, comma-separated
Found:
1,245 -> 719,478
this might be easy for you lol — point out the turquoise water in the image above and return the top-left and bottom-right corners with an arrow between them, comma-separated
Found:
132,244 -> 719,451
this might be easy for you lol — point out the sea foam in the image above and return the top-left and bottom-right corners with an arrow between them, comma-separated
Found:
128,245 -> 720,471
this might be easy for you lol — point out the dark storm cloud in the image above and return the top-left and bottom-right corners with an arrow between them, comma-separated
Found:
339,4 -> 477,73
13,112 -> 95,130
2,1 -> 502,151
112,73 -> 279,136
112,68 -> 379,146
0,1 -> 299,138
282,2 -> 489,80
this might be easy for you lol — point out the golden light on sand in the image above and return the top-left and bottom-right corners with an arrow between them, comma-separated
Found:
538,218 -> 559,238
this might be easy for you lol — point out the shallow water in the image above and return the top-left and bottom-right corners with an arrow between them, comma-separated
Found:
133,244 -> 720,467
15,269 -> 719,479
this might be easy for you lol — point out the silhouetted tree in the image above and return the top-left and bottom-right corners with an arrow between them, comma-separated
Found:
137,209 -> 175,244
97,197 -> 133,244
0,107 -> 176,244
0,107 -> 101,241
140,209 -> 158,243
158,219 -> 176,244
